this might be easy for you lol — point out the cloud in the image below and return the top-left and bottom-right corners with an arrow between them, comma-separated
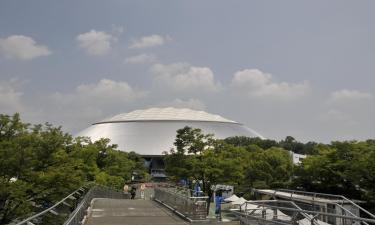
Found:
231,69 -> 309,100
125,53 -> 157,64
39,79 -> 147,132
154,98 -> 206,110
76,30 -> 115,56
0,78 -> 147,134
0,79 -> 24,114
52,79 -> 147,106
150,63 -> 220,92
328,89 -> 373,104
0,35 -> 51,60
129,34 -> 169,49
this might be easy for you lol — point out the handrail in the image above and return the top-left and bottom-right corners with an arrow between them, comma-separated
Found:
163,186 -> 208,199
153,187 -> 208,221
239,200 -> 320,225
63,200 -> 86,225
16,185 -> 91,225
277,189 -> 375,219
333,203 -> 370,225
237,200 -> 375,224
63,185 -> 129,225
260,205 -> 375,223
14,183 -> 127,225
278,189 -> 346,200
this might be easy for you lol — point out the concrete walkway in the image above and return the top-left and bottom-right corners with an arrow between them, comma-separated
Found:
85,198 -> 188,225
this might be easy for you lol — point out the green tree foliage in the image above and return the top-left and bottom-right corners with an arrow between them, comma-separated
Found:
164,127 -> 251,213
222,135 -> 375,212
225,136 -> 318,155
0,113 -> 145,224
279,136 -> 318,155
164,127 -> 294,203
224,136 -> 278,150
244,147 -> 293,189
165,126 -> 217,191
293,140 -> 375,211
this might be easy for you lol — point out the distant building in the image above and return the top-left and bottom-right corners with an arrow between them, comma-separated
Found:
290,151 -> 307,164
77,107 -> 263,178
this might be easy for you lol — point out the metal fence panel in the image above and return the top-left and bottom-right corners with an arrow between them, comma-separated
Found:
153,187 -> 208,221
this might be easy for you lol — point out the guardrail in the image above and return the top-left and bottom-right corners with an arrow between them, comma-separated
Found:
233,200 -> 317,225
276,189 -> 375,221
233,200 -> 375,225
14,185 -> 91,225
153,187 -> 208,221
14,185 -> 128,225
64,186 -> 129,225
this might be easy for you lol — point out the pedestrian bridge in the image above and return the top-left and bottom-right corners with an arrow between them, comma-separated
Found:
14,184 -> 211,225
13,185 -> 375,225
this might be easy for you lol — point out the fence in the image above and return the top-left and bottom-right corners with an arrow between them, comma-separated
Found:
233,200 -> 375,225
64,186 -> 129,225
276,189 -> 375,221
153,187 -> 208,221
15,185 -> 128,225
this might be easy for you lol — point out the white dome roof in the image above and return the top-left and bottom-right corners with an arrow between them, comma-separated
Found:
95,107 -> 237,124
77,107 -> 264,155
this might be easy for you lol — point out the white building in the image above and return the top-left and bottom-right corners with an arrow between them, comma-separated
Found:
77,107 -> 263,155
290,151 -> 307,164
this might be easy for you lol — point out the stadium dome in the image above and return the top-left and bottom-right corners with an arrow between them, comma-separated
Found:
77,107 -> 263,155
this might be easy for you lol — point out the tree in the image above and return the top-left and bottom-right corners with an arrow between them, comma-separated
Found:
241,147 -> 293,189
279,136 -> 318,155
224,136 -> 278,150
165,127 -> 248,213
165,126 -> 215,190
0,114 -> 85,224
0,113 -> 146,224
225,136 -> 318,155
293,140 -> 375,212
165,127 -> 297,213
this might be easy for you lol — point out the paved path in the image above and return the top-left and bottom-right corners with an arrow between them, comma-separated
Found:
85,198 -> 188,225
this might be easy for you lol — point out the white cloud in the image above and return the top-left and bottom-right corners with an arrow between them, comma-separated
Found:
125,53 -> 157,64
41,79 -> 147,132
154,98 -> 206,110
231,69 -> 309,100
129,34 -> 169,49
0,35 -> 51,60
0,79 -> 24,114
150,63 -> 220,92
329,89 -> 372,104
53,79 -> 147,105
76,30 -> 115,56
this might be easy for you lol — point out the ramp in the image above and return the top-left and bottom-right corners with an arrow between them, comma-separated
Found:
84,198 -> 188,225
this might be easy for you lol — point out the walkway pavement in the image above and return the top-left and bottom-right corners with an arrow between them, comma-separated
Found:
85,198 -> 188,225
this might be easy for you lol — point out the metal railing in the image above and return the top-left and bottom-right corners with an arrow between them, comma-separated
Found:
14,185 -> 128,225
15,185 -> 91,225
233,200 -> 375,225
153,187 -> 208,221
64,186 -> 129,225
234,200 -> 317,225
276,189 -> 375,220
